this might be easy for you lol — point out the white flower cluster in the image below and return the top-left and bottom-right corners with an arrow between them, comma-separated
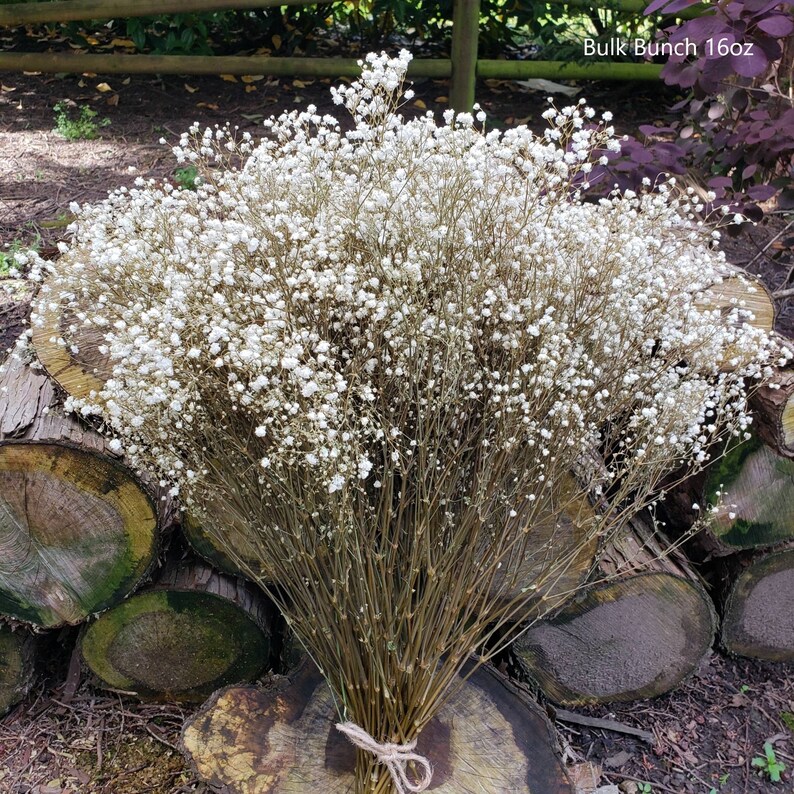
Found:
29,52 -> 785,521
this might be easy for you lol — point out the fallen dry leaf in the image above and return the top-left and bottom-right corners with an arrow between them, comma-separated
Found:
95,82 -> 112,92
220,74 -> 238,83
184,83 -> 198,93
567,760 -> 602,793
241,75 -> 265,83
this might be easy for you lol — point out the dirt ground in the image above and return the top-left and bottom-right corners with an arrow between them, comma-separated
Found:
1,69 -> 793,794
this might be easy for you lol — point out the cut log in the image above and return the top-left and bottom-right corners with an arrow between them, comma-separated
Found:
80,557 -> 275,702
700,433 -> 794,552
721,546 -> 794,662
750,365 -> 794,459
30,292 -> 113,400
180,659 -> 572,793
181,512 -> 266,581
489,475 -> 599,619
696,271 -> 775,370
0,622 -> 38,715
513,515 -> 716,705
659,432 -> 794,557
0,348 -> 161,627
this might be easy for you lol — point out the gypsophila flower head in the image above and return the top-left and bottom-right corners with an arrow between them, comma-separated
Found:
28,50 -> 788,625
23,54 -> 791,788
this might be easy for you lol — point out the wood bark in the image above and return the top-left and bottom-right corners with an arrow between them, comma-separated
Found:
719,546 -> 794,662
0,306 -> 162,627
750,365 -> 794,459
80,556 -> 276,702
0,622 -> 38,716
513,513 -> 716,705
180,658 -> 572,794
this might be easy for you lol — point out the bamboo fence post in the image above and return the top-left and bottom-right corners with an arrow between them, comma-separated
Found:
545,0 -> 706,18
0,52 -> 664,80
0,0 -> 331,26
450,0 -> 481,112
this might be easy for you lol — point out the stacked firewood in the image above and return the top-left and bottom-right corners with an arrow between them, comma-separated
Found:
1,273 -> 791,792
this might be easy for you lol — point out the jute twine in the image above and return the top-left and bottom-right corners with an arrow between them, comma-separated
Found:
336,722 -> 433,794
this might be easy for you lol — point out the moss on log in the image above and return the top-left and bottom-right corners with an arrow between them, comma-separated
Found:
181,512 -> 266,581
701,433 -> 794,551
180,659 -> 572,793
0,623 -> 37,715
80,558 -> 275,702
721,547 -> 794,662
514,516 -> 716,705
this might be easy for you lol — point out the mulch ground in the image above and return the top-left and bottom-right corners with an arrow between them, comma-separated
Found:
1,68 -> 793,794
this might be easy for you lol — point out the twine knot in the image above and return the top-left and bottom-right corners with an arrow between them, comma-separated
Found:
336,721 -> 433,794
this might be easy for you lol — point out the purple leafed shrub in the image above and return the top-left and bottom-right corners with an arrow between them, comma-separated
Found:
599,0 -> 794,221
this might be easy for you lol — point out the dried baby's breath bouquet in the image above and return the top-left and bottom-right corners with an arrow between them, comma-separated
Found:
30,52 -> 785,793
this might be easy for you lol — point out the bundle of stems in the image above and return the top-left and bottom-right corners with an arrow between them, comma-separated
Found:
29,51 -> 787,792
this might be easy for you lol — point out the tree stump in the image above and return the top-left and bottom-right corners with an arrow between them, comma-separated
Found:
721,546 -> 794,662
0,349 -> 162,627
0,622 -> 37,715
513,515 -> 716,705
80,557 -> 276,702
180,659 -> 572,793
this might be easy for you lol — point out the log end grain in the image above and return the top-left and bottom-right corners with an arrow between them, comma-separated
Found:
180,660 -> 572,793
0,443 -> 159,627
80,585 -> 272,702
514,572 -> 716,705
722,548 -> 794,662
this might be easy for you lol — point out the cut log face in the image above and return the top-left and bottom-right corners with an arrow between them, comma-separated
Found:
697,273 -> 775,370
489,475 -> 599,618
30,297 -> 113,400
751,367 -> 794,458
703,434 -> 794,550
181,512 -> 266,581
722,548 -> 794,662
0,443 -> 159,627
0,623 -> 37,716
181,660 -> 572,793
514,571 -> 716,705
80,560 -> 274,702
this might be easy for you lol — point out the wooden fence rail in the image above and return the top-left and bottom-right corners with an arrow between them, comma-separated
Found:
0,0 -> 692,109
